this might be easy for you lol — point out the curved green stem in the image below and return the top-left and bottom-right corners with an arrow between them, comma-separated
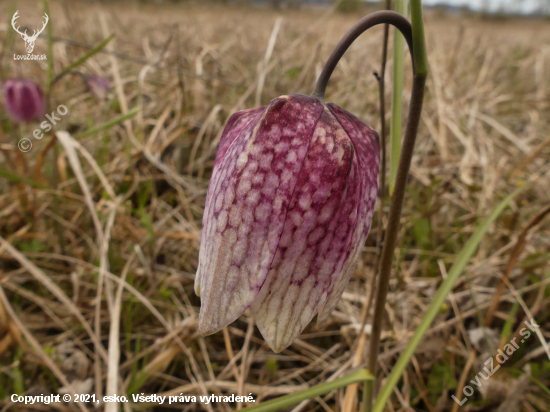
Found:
366,2 -> 428,410
241,8 -> 429,412
311,10 -> 414,101
311,6 -> 428,412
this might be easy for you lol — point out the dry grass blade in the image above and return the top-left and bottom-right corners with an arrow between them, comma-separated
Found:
1,4 -> 549,411
56,130 -> 114,399
476,112 -> 531,154
188,104 -> 222,175
0,286 -> 89,412
0,237 -> 108,361
105,240 -> 134,412
255,17 -> 283,107
496,273 -> 550,361
485,203 -> 550,326
55,132 -> 105,246
510,135 -> 550,179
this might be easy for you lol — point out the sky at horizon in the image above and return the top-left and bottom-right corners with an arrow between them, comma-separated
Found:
419,0 -> 543,13
364,0 -> 547,14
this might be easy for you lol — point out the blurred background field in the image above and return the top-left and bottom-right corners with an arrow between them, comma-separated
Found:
0,0 -> 549,411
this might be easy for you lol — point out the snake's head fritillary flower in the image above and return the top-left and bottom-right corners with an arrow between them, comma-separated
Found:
86,75 -> 110,100
195,94 -> 379,352
2,79 -> 44,123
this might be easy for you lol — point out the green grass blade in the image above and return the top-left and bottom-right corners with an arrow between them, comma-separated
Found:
501,282 -> 523,340
240,369 -> 373,412
74,107 -> 139,140
1,1 -> 17,78
389,0 -> 408,195
373,186 -> 525,412
523,372 -> 550,397
52,35 -> 115,85
410,0 -> 429,77
42,0 -> 54,91
0,167 -> 49,189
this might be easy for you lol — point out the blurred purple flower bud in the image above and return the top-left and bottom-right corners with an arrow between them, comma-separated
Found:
195,94 -> 380,352
86,75 -> 110,100
2,79 -> 44,123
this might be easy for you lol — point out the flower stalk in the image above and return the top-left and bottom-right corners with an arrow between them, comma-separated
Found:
313,6 -> 428,412
389,0 -> 408,195
367,2 -> 428,411
198,5 -> 427,411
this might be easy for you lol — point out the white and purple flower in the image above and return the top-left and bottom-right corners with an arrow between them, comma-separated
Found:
195,94 -> 380,352
3,79 -> 44,123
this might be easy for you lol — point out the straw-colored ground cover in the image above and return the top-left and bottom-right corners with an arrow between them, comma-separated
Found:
0,1 -> 549,411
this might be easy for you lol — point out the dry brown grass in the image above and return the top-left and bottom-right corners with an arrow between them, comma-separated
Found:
0,1 -> 549,411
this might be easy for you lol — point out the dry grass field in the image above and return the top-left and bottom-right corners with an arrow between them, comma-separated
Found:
0,1 -> 549,411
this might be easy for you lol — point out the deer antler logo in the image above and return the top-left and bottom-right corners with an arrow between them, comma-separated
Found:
12,11 -> 49,54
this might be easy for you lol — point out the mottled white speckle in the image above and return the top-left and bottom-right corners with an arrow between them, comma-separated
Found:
273,195 -> 284,212
297,145 -> 308,159
252,173 -> 265,185
326,136 -> 334,153
370,187 -> 377,199
223,227 -> 237,246
250,144 -> 262,156
270,125 -> 282,141
317,127 -> 326,144
259,241 -> 272,266
217,211 -> 228,231
242,208 -> 254,225
261,152 -> 274,169
265,172 -> 280,190
298,193 -> 312,210
281,169 -> 293,186
236,152 -> 248,170
275,141 -> 290,153
225,187 -> 235,205
237,179 -> 252,196
233,238 -> 248,264
309,171 -> 321,185
294,254 -> 311,281
229,207 -> 241,226
336,146 -> 345,164
247,161 -> 259,174
255,203 -> 271,222
286,151 -> 297,164
214,194 -> 223,212
289,210 -> 302,226
245,190 -> 260,205
318,204 -> 334,223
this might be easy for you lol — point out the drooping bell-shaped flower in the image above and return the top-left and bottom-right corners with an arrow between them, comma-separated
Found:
2,79 -> 44,123
86,75 -> 110,100
195,94 -> 379,352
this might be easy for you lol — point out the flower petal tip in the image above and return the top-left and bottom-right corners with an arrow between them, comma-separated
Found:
197,321 -> 218,337
316,314 -> 329,329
